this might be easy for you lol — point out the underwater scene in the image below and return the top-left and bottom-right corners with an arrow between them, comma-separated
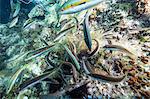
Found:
0,0 -> 150,98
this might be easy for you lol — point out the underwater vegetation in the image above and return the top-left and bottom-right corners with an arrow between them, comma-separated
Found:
0,0 -> 150,98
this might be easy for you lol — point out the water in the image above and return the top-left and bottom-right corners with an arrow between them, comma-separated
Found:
0,0 -> 11,24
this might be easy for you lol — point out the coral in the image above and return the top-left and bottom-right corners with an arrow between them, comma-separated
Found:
0,0 -> 149,98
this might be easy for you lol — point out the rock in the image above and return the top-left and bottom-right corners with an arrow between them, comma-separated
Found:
28,5 -> 44,18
